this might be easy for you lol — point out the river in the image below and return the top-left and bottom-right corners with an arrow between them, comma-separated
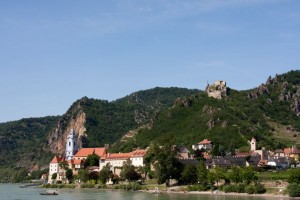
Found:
0,184 -> 287,200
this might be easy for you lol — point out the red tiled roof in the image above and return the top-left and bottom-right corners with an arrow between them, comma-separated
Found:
106,153 -> 132,160
131,149 -> 147,157
73,159 -> 83,164
74,148 -> 106,158
198,139 -> 211,145
50,156 -> 65,164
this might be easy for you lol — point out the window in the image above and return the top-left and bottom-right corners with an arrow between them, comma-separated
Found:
69,142 -> 71,146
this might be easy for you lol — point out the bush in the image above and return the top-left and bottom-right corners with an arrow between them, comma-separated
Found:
187,184 -> 207,191
222,184 -> 245,193
115,183 -> 142,191
254,183 -> 266,194
80,183 -> 95,188
245,185 -> 255,194
287,183 -> 300,197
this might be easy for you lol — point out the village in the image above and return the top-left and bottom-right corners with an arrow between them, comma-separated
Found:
48,129 -> 300,185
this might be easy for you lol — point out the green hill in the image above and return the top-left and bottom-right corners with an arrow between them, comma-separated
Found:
0,70 -> 299,177
114,70 -> 300,153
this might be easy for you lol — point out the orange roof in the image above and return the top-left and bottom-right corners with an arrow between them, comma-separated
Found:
198,139 -> 211,145
131,149 -> 147,157
74,148 -> 106,158
50,156 -> 65,164
106,152 -> 132,160
73,159 -> 84,164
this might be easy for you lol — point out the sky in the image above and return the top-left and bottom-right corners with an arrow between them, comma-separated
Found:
0,0 -> 299,123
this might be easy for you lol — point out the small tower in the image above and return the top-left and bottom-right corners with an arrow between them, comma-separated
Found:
250,137 -> 256,151
65,129 -> 78,160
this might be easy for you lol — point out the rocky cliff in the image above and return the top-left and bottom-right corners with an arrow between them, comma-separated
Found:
46,98 -> 88,155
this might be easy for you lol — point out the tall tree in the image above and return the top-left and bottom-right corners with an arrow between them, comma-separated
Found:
197,159 -> 208,187
99,163 -> 112,184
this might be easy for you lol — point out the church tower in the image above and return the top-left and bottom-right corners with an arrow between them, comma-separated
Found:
65,129 -> 78,160
250,137 -> 256,151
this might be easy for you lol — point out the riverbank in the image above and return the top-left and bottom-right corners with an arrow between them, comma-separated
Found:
143,187 -> 290,199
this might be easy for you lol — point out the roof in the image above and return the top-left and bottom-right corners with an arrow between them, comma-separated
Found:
274,149 -> 284,153
74,148 -> 106,158
198,139 -> 211,145
50,156 -> 65,164
106,152 -> 132,160
73,159 -> 84,164
105,149 -> 148,160
131,149 -> 147,157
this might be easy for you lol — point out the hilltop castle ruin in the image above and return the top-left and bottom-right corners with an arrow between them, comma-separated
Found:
205,80 -> 227,99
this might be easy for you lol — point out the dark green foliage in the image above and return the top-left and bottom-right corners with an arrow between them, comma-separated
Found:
99,164 -> 112,184
114,182 -> 142,191
181,164 -> 198,184
84,154 -> 100,168
287,183 -> 300,197
77,169 -> 89,183
81,87 -> 201,149
65,169 -> 73,182
120,160 -> 141,181
0,116 -> 59,169
197,159 -> 208,187
51,173 -> 57,180
288,168 -> 300,184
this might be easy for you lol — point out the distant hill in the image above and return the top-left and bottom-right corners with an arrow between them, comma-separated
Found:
113,70 -> 300,154
0,87 -> 200,169
0,70 -> 299,172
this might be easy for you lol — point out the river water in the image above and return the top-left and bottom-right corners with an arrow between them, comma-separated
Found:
0,184 -> 287,200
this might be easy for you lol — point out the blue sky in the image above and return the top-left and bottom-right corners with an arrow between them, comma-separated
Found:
0,0 -> 299,123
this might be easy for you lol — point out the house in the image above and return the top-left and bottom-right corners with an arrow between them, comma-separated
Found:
206,157 -> 231,169
192,139 -> 212,151
274,149 -> 285,158
267,157 -> 289,169
175,145 -> 191,159
284,146 -> 300,160
101,149 -> 148,176
48,155 -> 65,184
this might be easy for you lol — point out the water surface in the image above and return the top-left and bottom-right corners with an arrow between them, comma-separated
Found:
0,184 -> 287,200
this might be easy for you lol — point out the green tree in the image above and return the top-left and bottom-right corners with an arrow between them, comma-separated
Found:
197,159 -> 208,187
51,173 -> 57,180
242,166 -> 257,184
66,169 -> 73,182
84,154 -> 100,168
120,159 -> 141,181
211,166 -> 225,186
228,166 -> 242,184
78,169 -> 89,183
288,168 -> 300,184
99,163 -> 112,184
181,164 -> 198,184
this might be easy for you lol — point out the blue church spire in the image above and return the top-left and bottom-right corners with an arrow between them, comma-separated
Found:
65,129 -> 78,160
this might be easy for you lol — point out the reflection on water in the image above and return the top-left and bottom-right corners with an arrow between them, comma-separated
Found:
0,184 -> 287,200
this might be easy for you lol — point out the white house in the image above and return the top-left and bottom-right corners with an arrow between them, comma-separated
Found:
192,139 -> 212,150
101,149 -> 148,176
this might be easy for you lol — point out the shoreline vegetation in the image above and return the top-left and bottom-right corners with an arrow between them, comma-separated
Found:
40,181 -> 289,199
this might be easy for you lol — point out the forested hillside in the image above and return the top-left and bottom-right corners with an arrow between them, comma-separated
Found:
114,70 -> 300,154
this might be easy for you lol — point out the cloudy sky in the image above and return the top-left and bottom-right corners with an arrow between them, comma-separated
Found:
0,0 -> 299,122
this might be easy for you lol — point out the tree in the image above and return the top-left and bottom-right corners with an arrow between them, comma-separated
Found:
181,164 -> 197,184
78,169 -> 89,183
99,163 -> 112,184
197,159 -> 208,187
51,173 -> 57,180
227,166 -> 242,184
288,168 -> 300,184
84,154 -> 100,168
242,166 -> 257,184
66,169 -> 73,182
120,159 -> 141,181
211,166 -> 225,186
